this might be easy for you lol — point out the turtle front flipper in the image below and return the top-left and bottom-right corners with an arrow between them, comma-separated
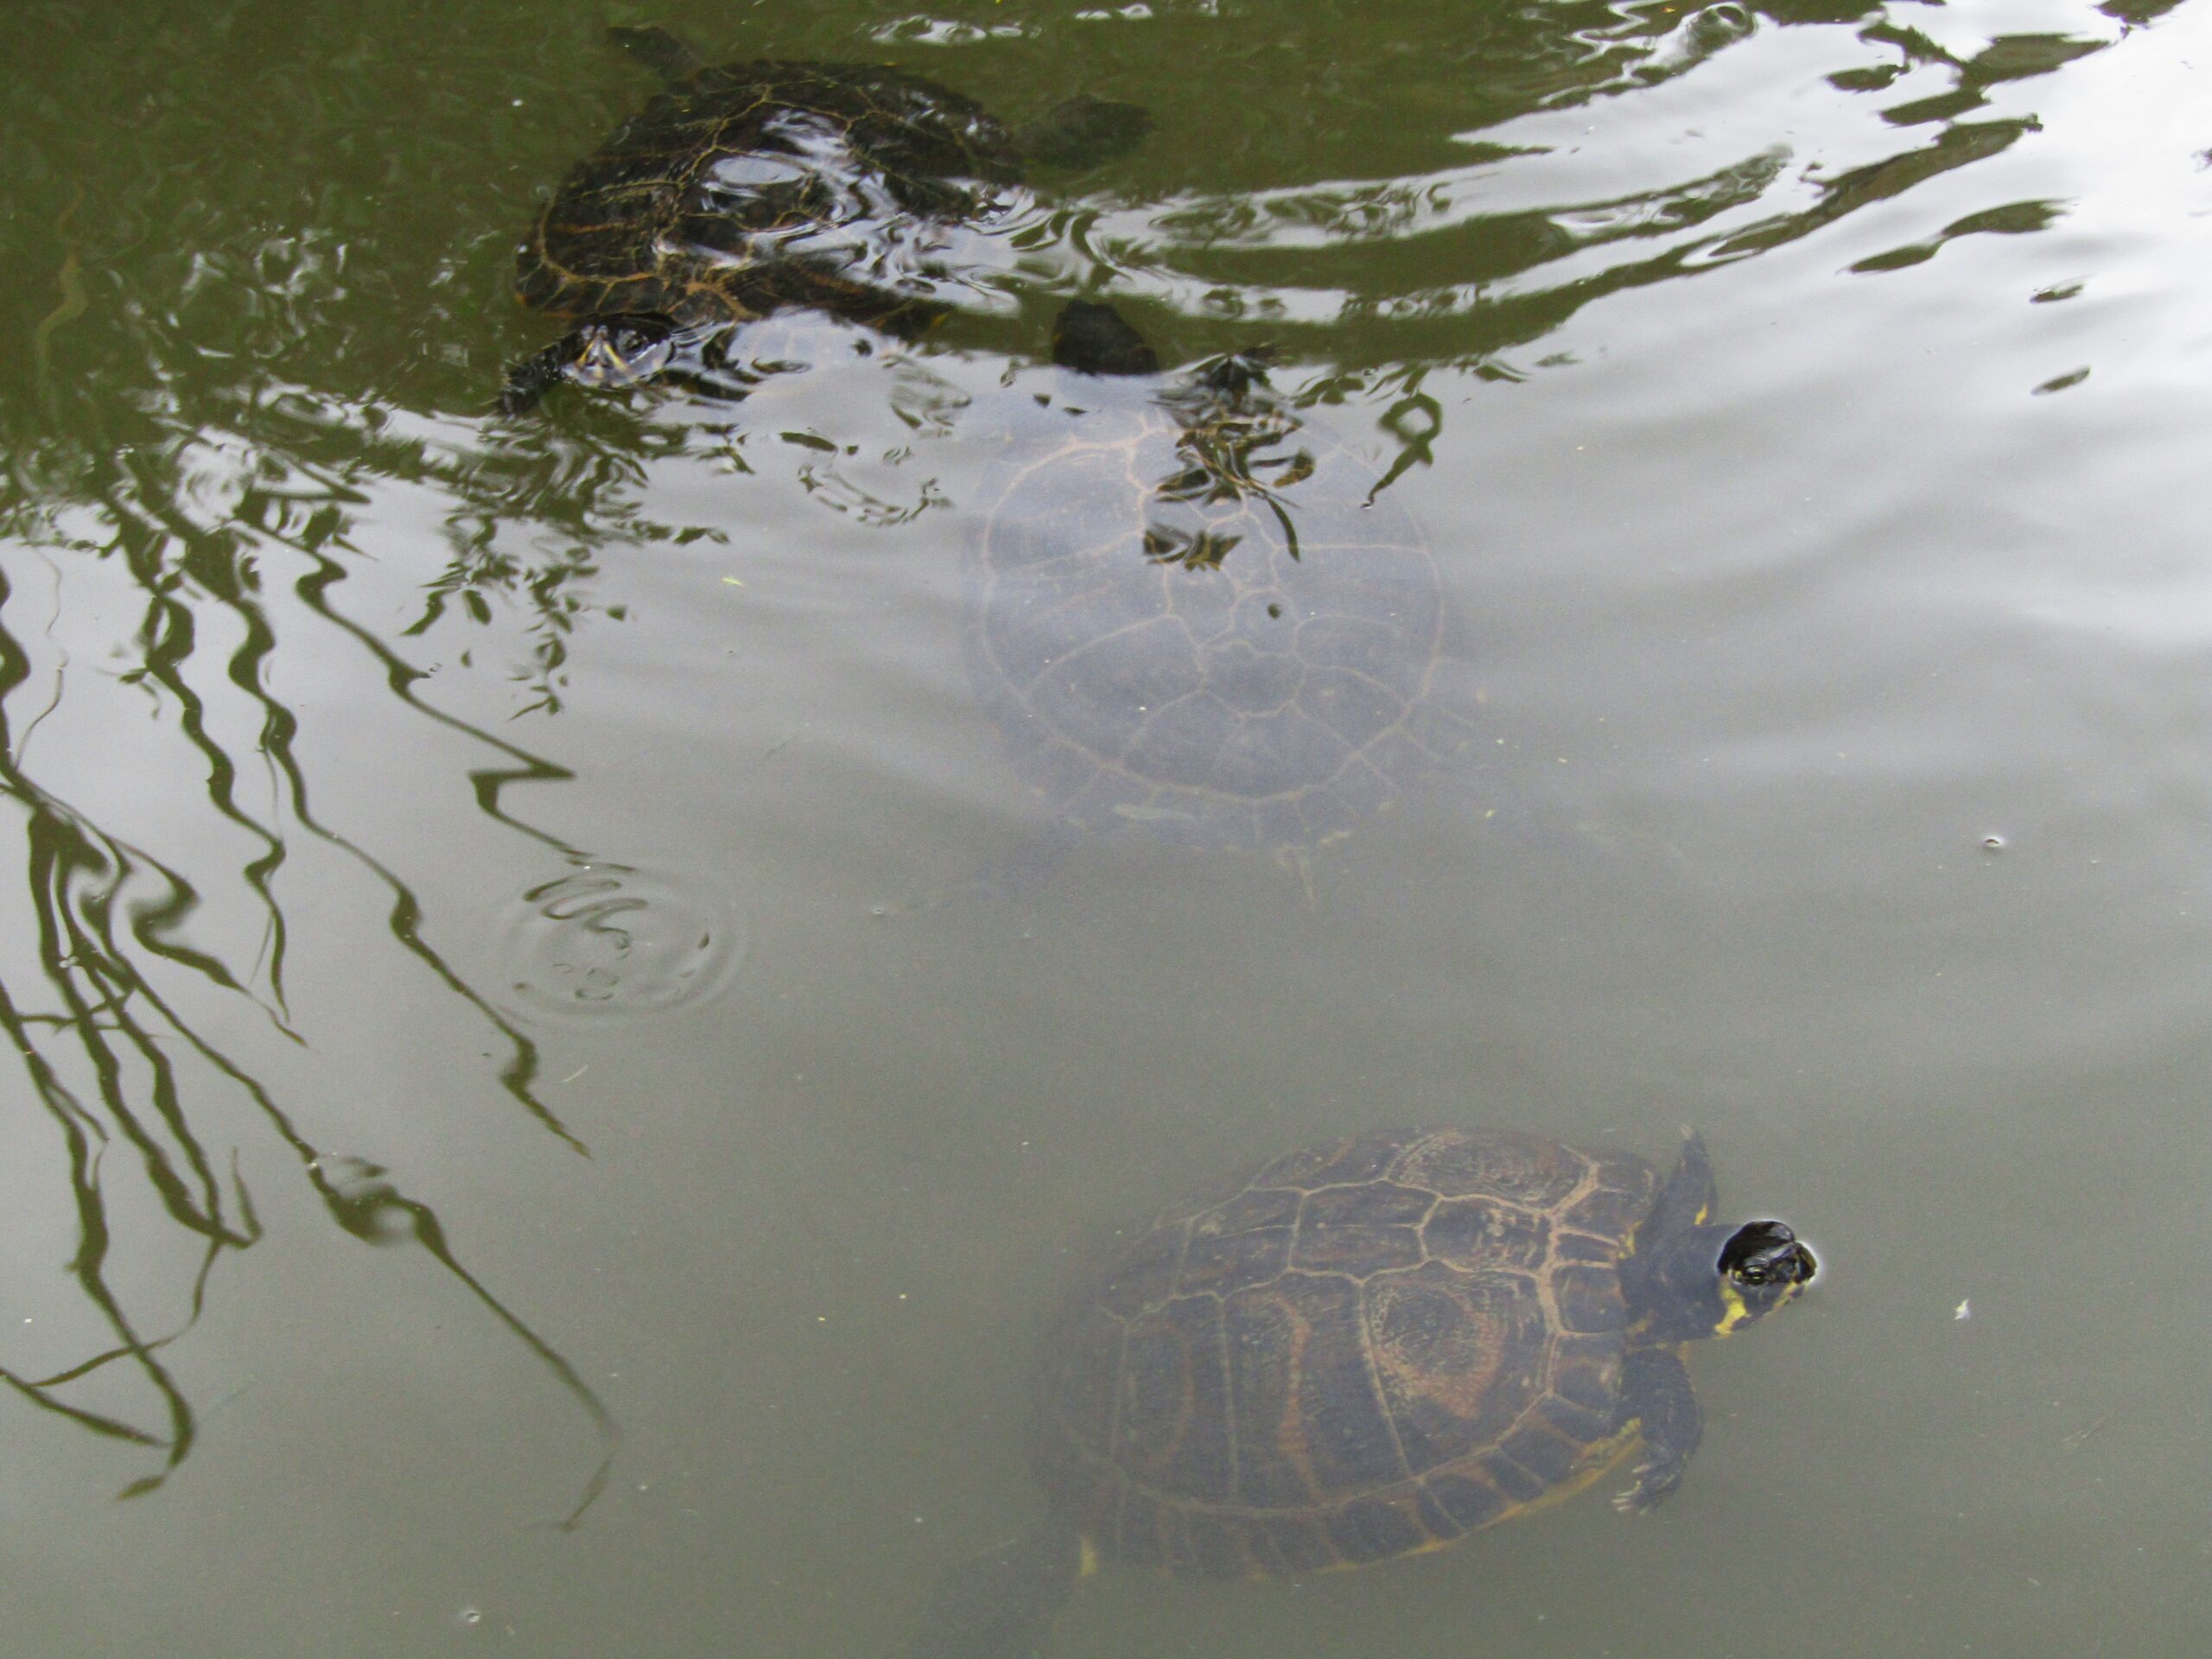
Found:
1011,95 -> 1153,168
1611,1344 -> 1704,1514
899,1518 -> 1083,1659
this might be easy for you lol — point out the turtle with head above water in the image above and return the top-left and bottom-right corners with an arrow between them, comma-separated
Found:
899,1126 -> 1817,1656
501,25 -> 1154,413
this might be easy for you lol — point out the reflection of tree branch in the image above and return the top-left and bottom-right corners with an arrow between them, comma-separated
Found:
0,957 -> 213,1496
313,1157 -> 617,1530
272,506 -> 587,1149
0,486 -> 614,1512
116,512 -> 304,1026
0,1365 -> 168,1448
31,182 -> 88,421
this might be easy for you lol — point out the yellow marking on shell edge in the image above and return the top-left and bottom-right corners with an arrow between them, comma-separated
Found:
1078,1535 -> 1100,1579
1292,1422 -> 1644,1577
1504,1421 -> 1643,1521
1714,1279 -> 1752,1337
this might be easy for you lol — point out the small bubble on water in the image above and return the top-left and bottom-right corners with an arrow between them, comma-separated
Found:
457,1607 -> 484,1628
1980,835 -> 2007,852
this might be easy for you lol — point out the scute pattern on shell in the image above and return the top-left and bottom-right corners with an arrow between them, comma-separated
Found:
516,59 -> 1025,333
1031,1128 -> 1657,1577
967,397 -> 1468,850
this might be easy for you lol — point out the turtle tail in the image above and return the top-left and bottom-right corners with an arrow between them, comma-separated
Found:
897,1517 -> 1083,1659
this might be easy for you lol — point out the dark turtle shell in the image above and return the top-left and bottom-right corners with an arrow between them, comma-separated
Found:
1030,1128 -> 1659,1577
966,372 -> 1470,851
515,57 -> 1028,335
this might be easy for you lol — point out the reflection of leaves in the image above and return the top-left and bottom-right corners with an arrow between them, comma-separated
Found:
0,729 -> 257,1493
1147,360 -> 1325,555
796,456 -> 951,527
406,536 -> 607,718
1142,526 -> 1241,570
1719,119 -> 2038,261
1109,5 -> 2117,383
2101,0 -> 2185,25
1850,198 -> 2066,276
1366,386 -> 1440,505
1967,35 -> 2107,85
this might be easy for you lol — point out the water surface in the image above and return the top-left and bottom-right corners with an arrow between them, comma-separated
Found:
5,1 -> 2210,1654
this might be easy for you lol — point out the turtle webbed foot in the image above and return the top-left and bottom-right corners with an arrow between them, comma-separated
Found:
1612,1344 -> 1703,1517
1611,1457 -> 1688,1515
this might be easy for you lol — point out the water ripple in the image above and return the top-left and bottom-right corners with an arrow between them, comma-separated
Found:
497,858 -> 747,1020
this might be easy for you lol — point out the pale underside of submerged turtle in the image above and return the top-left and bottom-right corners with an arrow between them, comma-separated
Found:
965,355 -> 1471,854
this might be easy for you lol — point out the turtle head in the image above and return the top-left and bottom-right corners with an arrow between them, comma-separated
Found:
564,316 -> 681,389
1640,1217 -> 1816,1343
499,315 -> 688,416
1708,1219 -> 1818,1332
1628,1134 -> 1817,1342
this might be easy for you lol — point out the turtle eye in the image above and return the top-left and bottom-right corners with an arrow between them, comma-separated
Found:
1718,1220 -> 1802,1285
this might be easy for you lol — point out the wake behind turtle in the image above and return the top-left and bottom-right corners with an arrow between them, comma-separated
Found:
966,317 -> 1475,860
502,26 -> 1153,413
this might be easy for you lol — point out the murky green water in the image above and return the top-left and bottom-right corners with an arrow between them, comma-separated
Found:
6,0 -> 2211,1653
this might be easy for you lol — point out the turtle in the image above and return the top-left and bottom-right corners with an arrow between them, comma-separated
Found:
965,308 -> 1471,858
500,25 -> 1154,414
899,1126 -> 1817,1657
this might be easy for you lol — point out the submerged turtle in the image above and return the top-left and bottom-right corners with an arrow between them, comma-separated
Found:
503,26 -> 1154,413
902,1127 -> 1816,1656
967,309 -> 1469,855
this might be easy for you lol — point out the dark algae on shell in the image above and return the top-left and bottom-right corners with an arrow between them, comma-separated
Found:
966,340 -> 1471,856
899,1128 -> 1817,1658
501,26 -> 1151,413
